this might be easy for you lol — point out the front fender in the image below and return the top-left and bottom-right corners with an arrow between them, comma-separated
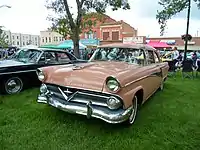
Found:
118,86 -> 143,109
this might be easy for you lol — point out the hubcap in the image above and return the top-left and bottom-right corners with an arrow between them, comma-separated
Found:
129,96 -> 138,124
5,78 -> 22,94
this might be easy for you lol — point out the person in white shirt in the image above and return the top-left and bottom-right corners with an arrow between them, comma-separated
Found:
172,47 -> 179,60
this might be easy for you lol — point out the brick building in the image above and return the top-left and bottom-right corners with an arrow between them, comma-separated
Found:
100,20 -> 137,45
78,13 -> 137,45
79,13 -> 116,40
58,13 -> 137,46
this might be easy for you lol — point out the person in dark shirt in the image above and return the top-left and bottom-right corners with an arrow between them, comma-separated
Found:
192,51 -> 197,68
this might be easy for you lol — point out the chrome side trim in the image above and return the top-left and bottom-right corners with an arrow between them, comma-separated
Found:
124,75 -> 149,87
0,70 -> 36,75
123,70 -> 162,87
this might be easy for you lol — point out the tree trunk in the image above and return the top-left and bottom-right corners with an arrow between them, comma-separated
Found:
73,37 -> 80,58
72,27 -> 81,58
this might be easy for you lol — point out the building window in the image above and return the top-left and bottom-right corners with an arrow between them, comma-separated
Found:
23,36 -> 25,40
112,31 -> 119,41
17,36 -> 19,39
56,37 -> 58,41
45,37 -> 48,43
59,37 -> 62,41
54,37 -> 56,42
42,38 -> 44,43
93,31 -> 96,39
88,31 -> 93,39
84,33 -> 87,39
103,32 -> 109,40
17,41 -> 19,45
35,37 -> 37,41
23,42 -> 25,45
12,41 -> 15,45
12,36 -> 14,39
49,37 -> 51,42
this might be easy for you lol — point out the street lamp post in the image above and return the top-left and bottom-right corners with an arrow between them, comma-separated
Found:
183,0 -> 191,62
0,5 -> 11,8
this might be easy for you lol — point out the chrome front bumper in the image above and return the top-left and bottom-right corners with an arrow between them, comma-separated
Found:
37,95 -> 133,124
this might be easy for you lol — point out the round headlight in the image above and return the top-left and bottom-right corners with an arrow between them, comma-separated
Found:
37,70 -> 45,81
106,79 -> 120,92
40,84 -> 47,93
107,96 -> 122,109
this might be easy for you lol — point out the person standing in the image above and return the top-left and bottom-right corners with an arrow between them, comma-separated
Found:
172,47 -> 179,61
192,51 -> 197,68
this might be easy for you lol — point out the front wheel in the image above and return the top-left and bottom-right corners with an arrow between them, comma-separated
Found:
125,95 -> 138,125
4,77 -> 23,94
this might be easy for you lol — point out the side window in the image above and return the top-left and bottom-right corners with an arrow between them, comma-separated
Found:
146,50 -> 155,64
153,52 -> 160,63
45,51 -> 58,64
57,52 -> 71,63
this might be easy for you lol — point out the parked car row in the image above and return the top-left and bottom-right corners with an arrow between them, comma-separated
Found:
0,43 -> 169,125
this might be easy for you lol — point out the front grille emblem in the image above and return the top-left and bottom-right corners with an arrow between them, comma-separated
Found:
64,89 -> 73,95
58,87 -> 69,100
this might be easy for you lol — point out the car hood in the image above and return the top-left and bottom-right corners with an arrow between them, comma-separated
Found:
43,61 -> 140,92
0,59 -> 30,68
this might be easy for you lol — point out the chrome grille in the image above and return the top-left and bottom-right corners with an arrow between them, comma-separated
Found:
46,84 -> 110,107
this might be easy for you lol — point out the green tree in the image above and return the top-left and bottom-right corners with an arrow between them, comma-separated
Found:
156,0 -> 200,61
0,26 -> 8,47
46,0 -> 130,58
156,0 -> 200,35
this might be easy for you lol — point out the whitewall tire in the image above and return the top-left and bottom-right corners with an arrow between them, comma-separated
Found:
4,77 -> 23,94
125,95 -> 138,125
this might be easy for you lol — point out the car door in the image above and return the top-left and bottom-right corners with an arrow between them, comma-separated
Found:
56,51 -> 73,64
154,51 -> 169,79
143,49 -> 162,98
37,51 -> 60,67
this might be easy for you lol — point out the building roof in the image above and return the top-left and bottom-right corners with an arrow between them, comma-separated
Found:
100,20 -> 136,30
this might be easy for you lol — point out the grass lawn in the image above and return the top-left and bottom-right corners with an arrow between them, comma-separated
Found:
0,77 -> 200,150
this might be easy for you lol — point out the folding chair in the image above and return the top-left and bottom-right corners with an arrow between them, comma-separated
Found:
181,59 -> 195,79
165,60 -> 177,78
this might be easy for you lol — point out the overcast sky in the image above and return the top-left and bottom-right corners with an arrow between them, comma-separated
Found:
0,0 -> 200,37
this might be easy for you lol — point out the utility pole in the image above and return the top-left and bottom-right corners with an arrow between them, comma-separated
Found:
183,0 -> 191,62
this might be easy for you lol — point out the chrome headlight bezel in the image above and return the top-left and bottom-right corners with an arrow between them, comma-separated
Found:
40,84 -> 48,94
106,76 -> 120,92
107,96 -> 122,110
37,69 -> 45,81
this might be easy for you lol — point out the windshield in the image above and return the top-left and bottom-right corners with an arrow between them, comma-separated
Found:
89,47 -> 145,65
12,48 -> 42,63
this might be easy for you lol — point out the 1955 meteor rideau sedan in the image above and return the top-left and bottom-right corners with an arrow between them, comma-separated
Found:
37,43 -> 169,125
